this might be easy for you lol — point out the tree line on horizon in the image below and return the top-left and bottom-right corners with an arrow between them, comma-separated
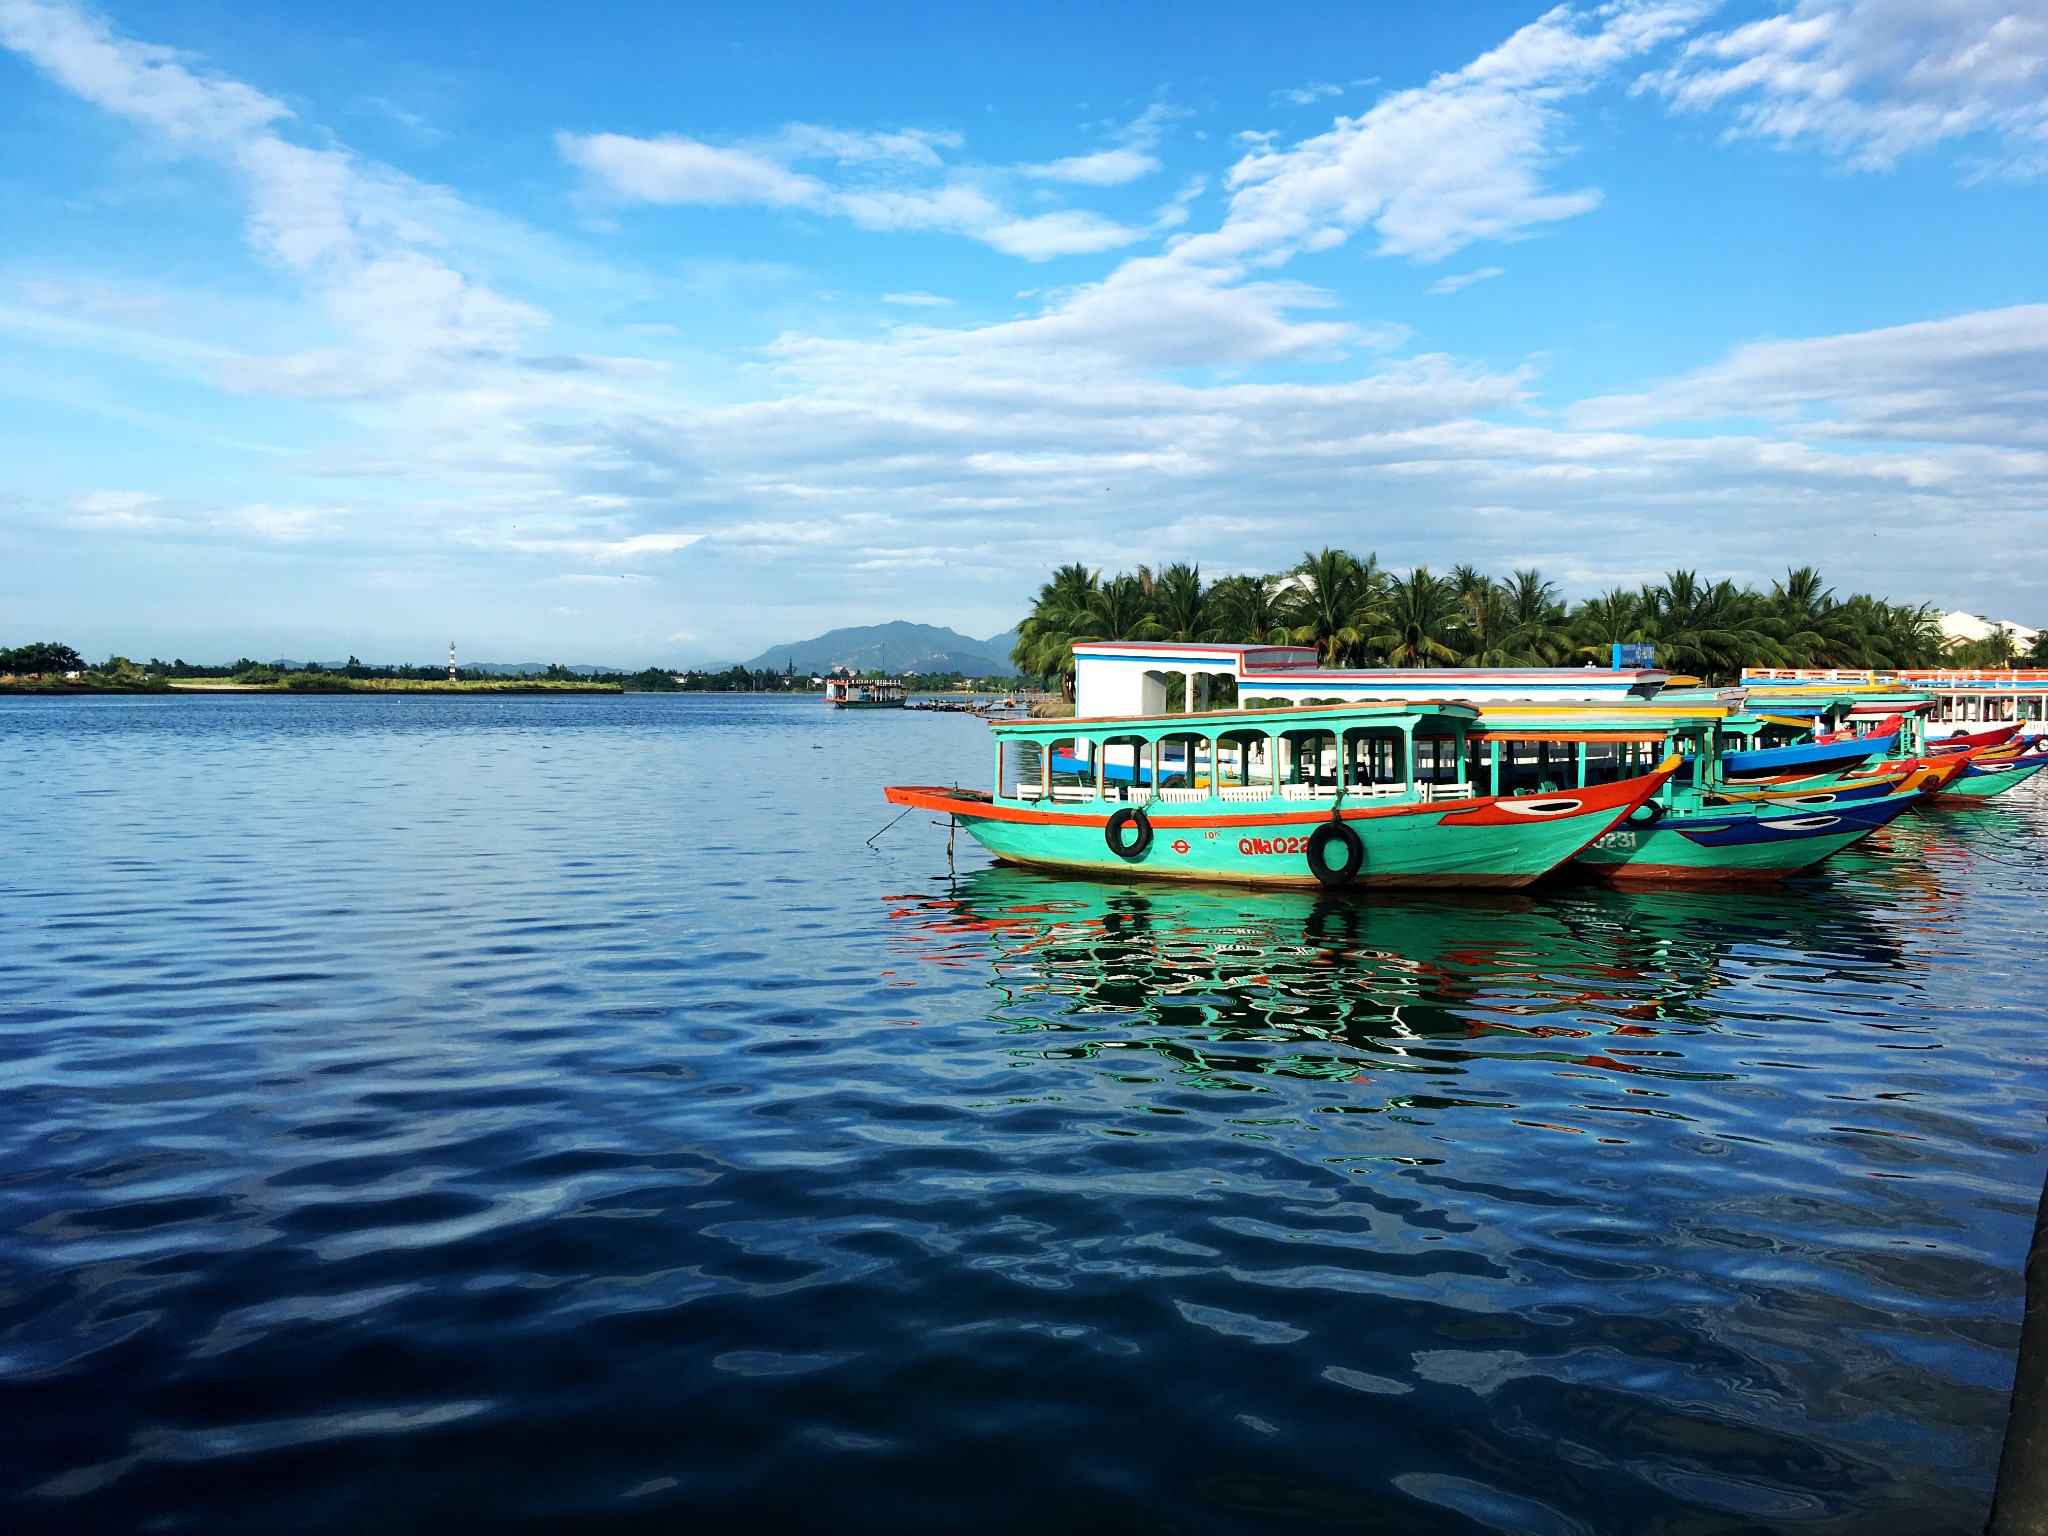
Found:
0,647 -> 790,692
0,645 -> 1022,694
1010,551 -> 2043,695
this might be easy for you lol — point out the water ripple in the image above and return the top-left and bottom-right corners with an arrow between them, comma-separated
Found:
1,694 -> 2043,1533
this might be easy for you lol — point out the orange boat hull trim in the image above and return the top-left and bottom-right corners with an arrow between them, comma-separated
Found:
884,763 -> 1676,891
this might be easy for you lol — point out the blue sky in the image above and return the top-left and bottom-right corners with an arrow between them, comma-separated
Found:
2,0 -> 2045,664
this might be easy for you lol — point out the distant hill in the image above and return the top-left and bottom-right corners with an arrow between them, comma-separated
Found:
742,620 -> 1023,677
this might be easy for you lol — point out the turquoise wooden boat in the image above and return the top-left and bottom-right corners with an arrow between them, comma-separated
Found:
1567,711 -> 1926,883
1574,791 -> 1924,883
884,700 -> 1679,890
1718,733 -> 1894,779
1930,745 -> 2048,802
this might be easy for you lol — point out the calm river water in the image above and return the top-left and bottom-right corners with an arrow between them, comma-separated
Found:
3,693 -> 2045,1535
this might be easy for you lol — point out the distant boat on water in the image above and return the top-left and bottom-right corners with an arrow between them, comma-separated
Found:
824,676 -> 906,709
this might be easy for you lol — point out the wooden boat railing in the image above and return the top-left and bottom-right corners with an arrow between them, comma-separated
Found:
1007,778 -> 1469,808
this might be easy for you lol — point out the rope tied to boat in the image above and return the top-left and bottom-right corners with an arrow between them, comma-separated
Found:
863,805 -> 916,849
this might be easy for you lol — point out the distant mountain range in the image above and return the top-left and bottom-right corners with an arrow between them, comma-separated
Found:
279,620 -> 1026,678
742,621 -> 1022,677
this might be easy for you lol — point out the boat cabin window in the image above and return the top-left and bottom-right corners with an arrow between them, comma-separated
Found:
1001,738 -> 1044,800
1156,732 -> 1208,793
1415,733 -> 1461,783
1341,726 -> 1406,789
1098,733 -> 1154,801
1046,737 -> 1094,799
1277,728 -> 1339,790
1212,729 -> 1275,794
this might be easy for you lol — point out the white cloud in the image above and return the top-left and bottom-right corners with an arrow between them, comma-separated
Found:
1183,0 -> 1708,269
686,5 -> 1707,378
768,124 -> 959,165
13,0 -> 2048,646
981,209 -> 1148,260
559,109 -> 1177,260
230,502 -> 331,540
20,278 -> 164,321
1275,83 -> 1346,106
881,291 -> 952,306
862,1 -> 1701,375
1024,148 -> 1160,185
1646,0 -> 2048,175
72,489 -> 168,528
67,489 -> 335,540
0,0 -> 283,143
1428,267 -> 1504,295
1,0 -> 547,400
561,126 -> 1150,260
557,132 -> 820,205
1572,303 -> 2048,448
595,531 -> 704,559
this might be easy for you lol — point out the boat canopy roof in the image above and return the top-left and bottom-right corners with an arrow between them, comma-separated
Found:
989,699 -> 1478,740
991,694 -> 1747,744
1745,667 -> 2048,694
1069,641 -> 1672,716
1461,697 -> 1737,742
1741,688 -> 1935,716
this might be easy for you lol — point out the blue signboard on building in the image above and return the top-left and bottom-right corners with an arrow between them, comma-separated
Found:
1611,643 -> 1657,669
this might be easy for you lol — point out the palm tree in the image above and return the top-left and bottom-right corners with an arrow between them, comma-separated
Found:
1013,562 -> 1098,698
1960,625 -> 2020,669
1502,568 -> 1572,664
1210,573 -> 1292,646
1086,573 -> 1160,642
1373,567 -> 1462,666
1638,570 -> 1784,681
1283,547 -> 1384,665
1150,562 -> 1209,643
1448,563 -> 1491,606
1569,588 -> 1643,663
1768,566 -> 1872,667
1458,580 -> 1519,665
1872,601 -> 1943,668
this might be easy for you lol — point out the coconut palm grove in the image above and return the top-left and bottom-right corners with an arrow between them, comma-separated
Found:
1012,553 -> 2048,698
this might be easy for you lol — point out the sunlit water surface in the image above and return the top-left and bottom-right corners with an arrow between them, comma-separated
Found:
2,694 -> 2045,1535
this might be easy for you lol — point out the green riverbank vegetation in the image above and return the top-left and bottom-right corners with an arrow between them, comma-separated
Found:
0,648 -> 631,694
0,646 -> 1029,696
1012,553 -> 2044,696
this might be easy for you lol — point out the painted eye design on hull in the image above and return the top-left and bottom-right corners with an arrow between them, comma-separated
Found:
1773,815 -> 1842,832
1493,798 -> 1584,818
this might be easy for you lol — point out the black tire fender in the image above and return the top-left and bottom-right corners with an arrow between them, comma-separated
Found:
1306,820 -> 1365,888
1627,800 -> 1666,826
1104,807 -> 1154,860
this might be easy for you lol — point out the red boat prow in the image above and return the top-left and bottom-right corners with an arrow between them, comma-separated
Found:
1930,723 -> 2021,755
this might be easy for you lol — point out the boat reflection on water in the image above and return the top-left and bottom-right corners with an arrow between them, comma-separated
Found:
886,867 -> 1905,1117
875,863 -> 2032,1533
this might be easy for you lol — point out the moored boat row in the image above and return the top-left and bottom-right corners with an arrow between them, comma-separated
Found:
883,644 -> 2046,891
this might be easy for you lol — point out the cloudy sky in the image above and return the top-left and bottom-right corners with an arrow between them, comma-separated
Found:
2,0 -> 2045,664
